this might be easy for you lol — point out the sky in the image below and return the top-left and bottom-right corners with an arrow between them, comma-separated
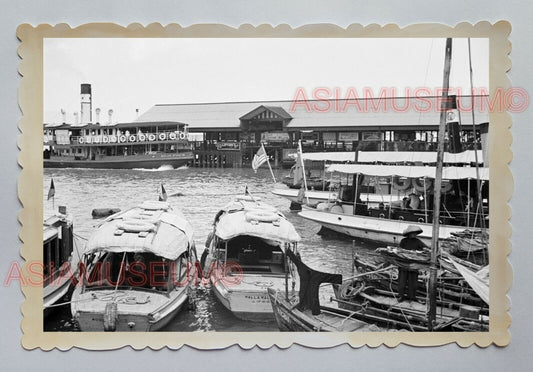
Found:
43,38 -> 489,124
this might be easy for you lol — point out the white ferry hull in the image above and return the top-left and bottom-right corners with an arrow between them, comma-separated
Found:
299,209 -> 466,246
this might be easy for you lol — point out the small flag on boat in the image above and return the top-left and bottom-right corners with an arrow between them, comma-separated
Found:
251,144 -> 268,173
245,185 -> 249,195
158,183 -> 167,201
47,179 -> 55,200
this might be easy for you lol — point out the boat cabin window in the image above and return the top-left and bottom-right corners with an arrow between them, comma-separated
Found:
221,235 -> 286,275
85,252 -> 172,292
172,254 -> 189,288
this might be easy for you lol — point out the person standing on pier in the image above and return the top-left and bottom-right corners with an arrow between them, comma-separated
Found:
397,225 -> 428,302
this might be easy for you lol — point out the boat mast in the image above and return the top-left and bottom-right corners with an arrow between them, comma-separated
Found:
428,38 -> 452,331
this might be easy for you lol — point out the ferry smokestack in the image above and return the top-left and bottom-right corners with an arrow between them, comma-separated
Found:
80,83 -> 92,124
95,108 -> 101,124
108,109 -> 114,125
61,108 -> 66,124
73,112 -> 79,125
136,108 -> 139,119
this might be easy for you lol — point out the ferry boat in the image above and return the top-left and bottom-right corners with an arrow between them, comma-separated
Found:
299,162 -> 489,246
43,121 -> 193,169
201,195 -> 300,321
71,200 -> 197,331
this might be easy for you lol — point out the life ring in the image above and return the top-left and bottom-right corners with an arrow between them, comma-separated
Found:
245,210 -> 280,223
159,133 -> 167,141
109,136 -> 117,143
118,219 -> 156,232
169,132 -> 177,140
392,176 -> 411,191
398,215 -> 405,221
417,217 -> 425,223
148,134 -> 156,141
102,136 -> 109,143
129,135 -> 136,142
412,177 -> 433,193
93,136 -> 101,144
179,132 -> 187,140
138,134 -> 146,141
119,135 -> 127,143
378,213 -> 386,219
78,137 -> 84,144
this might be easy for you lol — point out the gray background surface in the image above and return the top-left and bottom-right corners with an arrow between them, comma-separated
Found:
0,1 -> 531,370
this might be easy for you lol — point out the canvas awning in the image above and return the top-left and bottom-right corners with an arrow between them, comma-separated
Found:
326,163 -> 489,180
215,204 -> 300,244
357,150 -> 483,164
84,208 -> 193,260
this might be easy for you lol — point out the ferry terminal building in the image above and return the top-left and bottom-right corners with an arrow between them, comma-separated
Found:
44,95 -> 489,168
136,95 -> 489,168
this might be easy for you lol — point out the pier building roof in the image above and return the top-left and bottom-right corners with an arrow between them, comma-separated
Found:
135,96 -> 490,131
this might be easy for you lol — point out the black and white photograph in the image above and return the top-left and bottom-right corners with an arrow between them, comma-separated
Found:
14,23 -> 511,349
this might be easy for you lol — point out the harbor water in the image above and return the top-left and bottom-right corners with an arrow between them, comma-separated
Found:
43,167 -> 381,332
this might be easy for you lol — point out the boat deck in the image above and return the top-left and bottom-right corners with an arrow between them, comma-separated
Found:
296,307 -> 379,332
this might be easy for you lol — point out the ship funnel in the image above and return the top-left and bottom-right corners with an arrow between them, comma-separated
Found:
95,108 -> 101,124
108,109 -> 114,125
60,108 -> 66,124
73,112 -> 79,125
80,83 -> 92,124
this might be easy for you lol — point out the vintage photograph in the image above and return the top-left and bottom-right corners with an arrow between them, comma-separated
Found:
17,23 -> 512,348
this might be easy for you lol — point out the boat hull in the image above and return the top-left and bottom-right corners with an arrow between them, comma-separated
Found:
43,273 -> 74,315
299,209 -> 467,245
71,287 -> 189,332
44,154 -> 192,169
271,189 -> 338,206
211,272 -> 294,321
267,288 -> 377,332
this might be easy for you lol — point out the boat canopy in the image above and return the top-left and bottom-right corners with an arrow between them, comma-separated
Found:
357,150 -> 483,164
84,205 -> 193,260
326,163 -> 489,181
215,201 -> 301,245
288,151 -> 356,162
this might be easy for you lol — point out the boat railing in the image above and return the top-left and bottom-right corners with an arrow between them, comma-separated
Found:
329,199 -> 488,227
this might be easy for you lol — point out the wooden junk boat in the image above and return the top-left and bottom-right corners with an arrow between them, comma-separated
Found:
201,195 -> 300,321
268,249 -> 379,332
71,200 -> 197,331
43,206 -> 80,315
331,249 -> 489,332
